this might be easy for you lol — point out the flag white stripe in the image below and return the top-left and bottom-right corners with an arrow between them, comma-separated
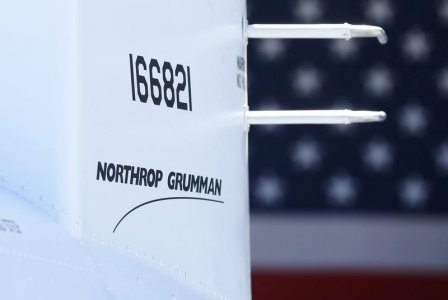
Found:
251,214 -> 448,271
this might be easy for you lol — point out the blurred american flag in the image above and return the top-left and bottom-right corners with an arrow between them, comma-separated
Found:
247,0 -> 448,299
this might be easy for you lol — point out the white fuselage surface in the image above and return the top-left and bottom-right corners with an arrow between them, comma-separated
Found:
0,0 -> 250,299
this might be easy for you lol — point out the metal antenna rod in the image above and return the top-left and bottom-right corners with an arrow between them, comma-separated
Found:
246,110 -> 387,125
247,23 -> 388,44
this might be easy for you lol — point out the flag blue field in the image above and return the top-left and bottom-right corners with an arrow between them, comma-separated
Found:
248,0 -> 448,299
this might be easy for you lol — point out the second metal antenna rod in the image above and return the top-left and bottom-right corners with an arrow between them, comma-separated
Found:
246,23 -> 388,44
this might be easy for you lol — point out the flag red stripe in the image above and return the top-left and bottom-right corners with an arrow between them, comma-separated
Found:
252,271 -> 448,300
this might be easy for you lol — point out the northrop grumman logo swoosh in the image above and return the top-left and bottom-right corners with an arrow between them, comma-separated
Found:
113,196 -> 223,233
95,161 -> 225,233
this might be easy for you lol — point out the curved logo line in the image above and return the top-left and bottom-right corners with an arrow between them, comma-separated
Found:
113,196 -> 224,233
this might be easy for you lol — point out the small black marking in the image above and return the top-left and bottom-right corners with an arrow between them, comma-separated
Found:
113,196 -> 223,233
129,54 -> 136,100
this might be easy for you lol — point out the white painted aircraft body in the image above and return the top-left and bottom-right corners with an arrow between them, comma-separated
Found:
0,0 -> 386,299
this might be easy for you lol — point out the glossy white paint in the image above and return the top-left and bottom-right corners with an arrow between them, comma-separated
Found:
1,0 -> 250,299
0,188 -> 208,299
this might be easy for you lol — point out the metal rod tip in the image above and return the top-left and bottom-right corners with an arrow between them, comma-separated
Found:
349,25 -> 388,44
378,111 -> 387,121
377,29 -> 388,44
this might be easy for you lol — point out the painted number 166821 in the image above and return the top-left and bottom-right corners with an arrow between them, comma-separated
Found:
129,54 -> 192,111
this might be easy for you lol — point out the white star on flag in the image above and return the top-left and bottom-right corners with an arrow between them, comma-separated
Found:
402,29 -> 431,62
398,176 -> 430,209
256,40 -> 287,62
329,40 -> 359,61
365,0 -> 394,24
253,174 -> 285,206
291,138 -> 322,171
398,103 -> 428,136
364,65 -> 394,98
294,0 -> 323,22
363,138 -> 394,172
291,66 -> 322,97
325,173 -> 358,206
